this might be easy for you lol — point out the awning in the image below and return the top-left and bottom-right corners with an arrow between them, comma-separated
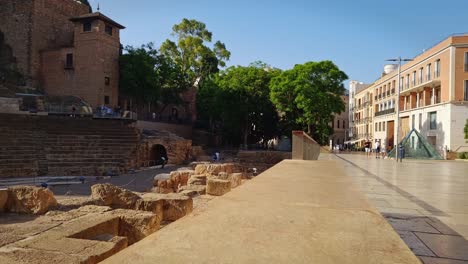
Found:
344,139 -> 365,144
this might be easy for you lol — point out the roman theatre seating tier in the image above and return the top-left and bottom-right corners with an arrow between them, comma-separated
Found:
0,114 -> 139,177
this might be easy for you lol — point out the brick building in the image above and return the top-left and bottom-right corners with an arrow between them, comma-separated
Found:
0,0 -> 124,107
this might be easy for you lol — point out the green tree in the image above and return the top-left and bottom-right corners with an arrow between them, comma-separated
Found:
160,18 -> 231,90
198,63 -> 279,147
270,61 -> 348,144
464,119 -> 468,142
119,43 -> 184,113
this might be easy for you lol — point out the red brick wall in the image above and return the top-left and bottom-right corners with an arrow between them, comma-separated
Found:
42,19 -> 121,107
0,0 -> 89,86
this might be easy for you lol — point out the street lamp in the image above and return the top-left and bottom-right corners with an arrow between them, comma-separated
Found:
386,57 -> 413,162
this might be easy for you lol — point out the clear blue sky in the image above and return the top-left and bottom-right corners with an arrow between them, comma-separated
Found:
88,0 -> 468,87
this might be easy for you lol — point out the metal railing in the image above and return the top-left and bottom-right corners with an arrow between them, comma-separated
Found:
375,108 -> 395,117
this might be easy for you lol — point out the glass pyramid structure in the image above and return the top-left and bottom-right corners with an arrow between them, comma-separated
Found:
388,128 -> 443,160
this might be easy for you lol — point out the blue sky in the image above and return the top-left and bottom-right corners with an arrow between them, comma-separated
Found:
88,0 -> 468,87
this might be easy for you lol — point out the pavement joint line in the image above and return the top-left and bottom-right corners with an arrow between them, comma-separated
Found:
412,232 -> 463,260
333,154 -> 449,217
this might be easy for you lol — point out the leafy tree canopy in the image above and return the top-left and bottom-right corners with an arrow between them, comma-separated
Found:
464,119 -> 468,141
119,43 -> 185,112
198,63 -> 280,147
270,60 -> 348,144
160,18 -> 230,89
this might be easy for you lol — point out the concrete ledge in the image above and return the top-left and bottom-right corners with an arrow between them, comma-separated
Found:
102,160 -> 421,264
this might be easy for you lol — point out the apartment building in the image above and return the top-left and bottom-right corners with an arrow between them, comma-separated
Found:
348,81 -> 371,140
349,34 -> 468,153
352,85 -> 374,146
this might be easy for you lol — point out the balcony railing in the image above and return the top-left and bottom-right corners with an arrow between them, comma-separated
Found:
374,108 -> 395,117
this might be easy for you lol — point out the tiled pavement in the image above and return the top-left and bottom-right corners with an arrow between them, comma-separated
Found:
324,154 -> 468,264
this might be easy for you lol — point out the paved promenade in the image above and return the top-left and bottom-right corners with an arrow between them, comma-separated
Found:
324,154 -> 468,263
103,159 -> 420,264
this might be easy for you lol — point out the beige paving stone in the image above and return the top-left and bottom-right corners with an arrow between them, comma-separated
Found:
102,160 -> 420,264
415,233 -> 468,261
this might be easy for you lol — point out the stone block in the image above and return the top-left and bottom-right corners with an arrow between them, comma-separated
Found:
179,185 -> 206,195
153,173 -> 170,187
229,173 -> 244,188
154,179 -> 175,194
179,189 -> 199,198
111,209 -> 161,245
222,173 -> 242,188
91,184 -> 140,209
6,186 -> 57,214
134,197 -> 163,216
188,174 -> 208,186
169,170 -> 193,186
194,163 -> 234,175
206,179 -> 231,196
142,193 -> 193,221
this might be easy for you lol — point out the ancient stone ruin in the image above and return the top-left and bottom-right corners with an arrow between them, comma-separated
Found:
0,183 -> 195,264
0,161 -> 255,264
152,163 -> 253,197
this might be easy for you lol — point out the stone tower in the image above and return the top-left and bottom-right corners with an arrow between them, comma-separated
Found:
41,12 -> 125,107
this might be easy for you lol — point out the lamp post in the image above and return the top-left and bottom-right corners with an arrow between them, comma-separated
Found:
386,57 -> 413,162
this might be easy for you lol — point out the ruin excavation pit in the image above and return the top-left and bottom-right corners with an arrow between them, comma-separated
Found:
0,161 -> 271,264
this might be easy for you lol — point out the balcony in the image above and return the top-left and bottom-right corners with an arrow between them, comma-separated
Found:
401,78 -> 441,95
375,108 -> 395,117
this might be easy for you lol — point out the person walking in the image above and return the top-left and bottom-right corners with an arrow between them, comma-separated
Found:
160,155 -> 168,169
364,141 -> 371,158
381,142 -> 386,159
375,140 -> 381,159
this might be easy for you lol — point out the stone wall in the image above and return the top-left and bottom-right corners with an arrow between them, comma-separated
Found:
0,0 -> 90,87
292,131 -> 320,160
0,97 -> 20,113
136,121 -> 193,139
136,130 -> 192,166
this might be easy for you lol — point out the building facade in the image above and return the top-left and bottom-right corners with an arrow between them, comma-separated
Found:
348,80 -> 371,141
330,95 -> 350,147
0,0 -> 123,108
349,35 -> 468,153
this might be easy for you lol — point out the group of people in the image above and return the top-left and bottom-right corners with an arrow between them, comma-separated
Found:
364,140 -> 405,162
364,140 -> 386,159
96,105 -> 122,117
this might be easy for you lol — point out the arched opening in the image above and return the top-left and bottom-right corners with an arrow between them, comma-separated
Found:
149,144 -> 167,165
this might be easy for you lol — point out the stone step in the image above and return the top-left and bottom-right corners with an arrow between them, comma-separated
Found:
0,168 -> 39,177
47,167 -> 122,176
47,161 -> 122,167
44,140 -> 138,145
0,154 -> 39,159
46,158 -> 125,163
39,142 -> 137,147
45,154 -> 131,159
0,159 -> 38,165
44,147 -> 136,153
